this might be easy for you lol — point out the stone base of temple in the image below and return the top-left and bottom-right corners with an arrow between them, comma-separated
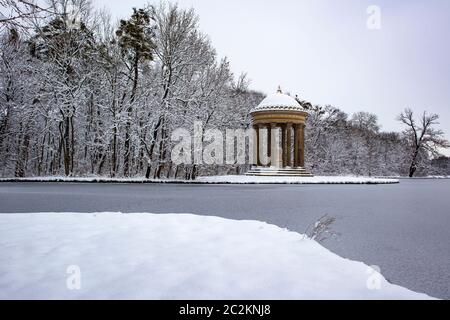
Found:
246,167 -> 314,177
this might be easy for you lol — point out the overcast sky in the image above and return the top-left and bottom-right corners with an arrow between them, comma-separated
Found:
95,0 -> 450,152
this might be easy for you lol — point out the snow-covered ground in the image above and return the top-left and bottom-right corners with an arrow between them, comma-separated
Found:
0,176 -> 175,183
197,175 -> 399,184
0,212 -> 432,300
0,175 -> 399,184
377,176 -> 450,180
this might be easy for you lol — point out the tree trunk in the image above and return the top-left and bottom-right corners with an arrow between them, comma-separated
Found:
190,164 -> 198,181
60,117 -> 71,177
70,115 -> 75,174
409,164 -> 417,178
123,121 -> 132,177
124,53 -> 140,177
15,132 -> 30,178
409,148 -> 420,177
111,125 -> 118,177
145,164 -> 152,179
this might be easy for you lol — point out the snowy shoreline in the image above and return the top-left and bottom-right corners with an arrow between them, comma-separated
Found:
197,175 -> 399,184
0,175 -> 399,185
0,212 -> 434,300
376,176 -> 450,180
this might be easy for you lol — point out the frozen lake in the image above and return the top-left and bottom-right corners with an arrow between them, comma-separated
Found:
0,179 -> 449,299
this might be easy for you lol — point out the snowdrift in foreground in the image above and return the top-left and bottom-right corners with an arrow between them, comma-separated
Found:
0,213 -> 431,300
197,175 -> 399,184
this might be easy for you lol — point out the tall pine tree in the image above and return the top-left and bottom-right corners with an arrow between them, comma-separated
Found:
116,7 -> 155,176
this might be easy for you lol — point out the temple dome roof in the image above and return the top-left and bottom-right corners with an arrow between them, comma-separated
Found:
250,88 -> 305,113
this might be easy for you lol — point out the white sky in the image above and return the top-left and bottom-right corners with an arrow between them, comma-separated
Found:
94,0 -> 450,153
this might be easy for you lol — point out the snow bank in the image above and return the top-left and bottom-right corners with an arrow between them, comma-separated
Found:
0,176 -> 175,184
197,175 -> 399,184
376,176 -> 450,180
0,175 -> 399,184
0,213 -> 431,300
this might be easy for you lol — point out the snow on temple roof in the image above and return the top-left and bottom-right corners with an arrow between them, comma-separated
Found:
251,88 -> 305,113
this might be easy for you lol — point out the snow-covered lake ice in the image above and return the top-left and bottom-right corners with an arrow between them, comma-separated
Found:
0,179 -> 449,299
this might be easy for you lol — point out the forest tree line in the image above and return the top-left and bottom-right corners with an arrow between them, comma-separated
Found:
0,0 -> 448,179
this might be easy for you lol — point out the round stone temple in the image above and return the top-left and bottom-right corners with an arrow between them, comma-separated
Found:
247,88 -> 313,177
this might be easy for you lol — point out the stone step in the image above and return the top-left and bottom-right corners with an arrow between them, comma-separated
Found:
246,167 -> 314,177
249,167 -> 308,171
249,170 -> 309,173
247,169 -> 309,171
247,171 -> 310,174
246,173 -> 314,177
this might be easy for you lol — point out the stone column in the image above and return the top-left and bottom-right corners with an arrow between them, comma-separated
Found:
252,124 -> 259,167
300,124 -> 305,168
281,124 -> 287,168
270,123 -> 278,168
256,125 -> 262,166
286,123 -> 292,167
258,124 -> 271,167
267,124 -> 271,167
294,124 -> 300,167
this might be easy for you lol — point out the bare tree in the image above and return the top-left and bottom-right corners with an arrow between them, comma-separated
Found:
398,108 -> 449,177
0,0 -> 54,32
351,111 -> 380,133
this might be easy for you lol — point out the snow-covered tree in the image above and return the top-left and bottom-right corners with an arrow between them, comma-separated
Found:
398,108 -> 450,177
